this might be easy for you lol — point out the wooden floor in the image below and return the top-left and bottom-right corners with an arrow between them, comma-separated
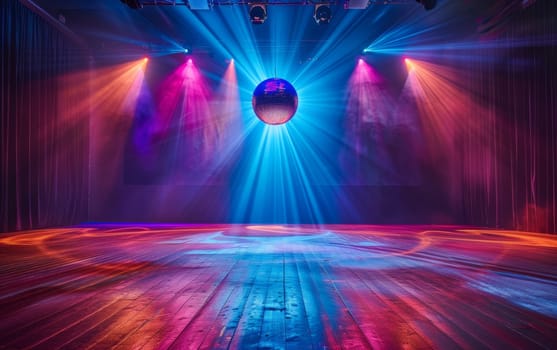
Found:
1,225 -> 557,349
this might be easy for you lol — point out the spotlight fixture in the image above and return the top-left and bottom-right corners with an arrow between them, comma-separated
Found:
120,0 -> 143,9
416,0 -> 436,11
249,3 -> 267,24
313,4 -> 332,25
404,58 -> 415,70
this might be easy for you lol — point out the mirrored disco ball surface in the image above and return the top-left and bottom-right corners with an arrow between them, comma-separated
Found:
252,78 -> 298,125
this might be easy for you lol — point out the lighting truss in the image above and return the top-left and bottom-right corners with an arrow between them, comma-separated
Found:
130,0 -> 419,7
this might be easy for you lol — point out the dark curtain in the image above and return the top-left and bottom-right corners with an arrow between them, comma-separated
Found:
460,1 -> 557,233
1,0 -> 89,232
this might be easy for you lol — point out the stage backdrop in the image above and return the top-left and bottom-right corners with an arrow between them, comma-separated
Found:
86,1 -> 557,231
1,0 -> 89,232
460,4 -> 557,233
86,51 -> 432,224
2,0 -> 556,232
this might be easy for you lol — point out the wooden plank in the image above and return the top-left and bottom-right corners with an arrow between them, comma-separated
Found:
0,225 -> 556,349
282,253 -> 313,350
226,253 -> 275,349
299,250 -> 371,349
258,254 -> 286,349
198,256 -> 264,350
117,258 -> 237,350
2,250 -> 191,349
164,257 -> 240,350
77,262 -> 213,349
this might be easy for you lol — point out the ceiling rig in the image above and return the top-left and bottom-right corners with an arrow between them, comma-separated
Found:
121,0 -> 436,21
121,0 -> 429,9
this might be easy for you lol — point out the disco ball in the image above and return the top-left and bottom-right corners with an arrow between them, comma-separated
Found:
252,78 -> 298,125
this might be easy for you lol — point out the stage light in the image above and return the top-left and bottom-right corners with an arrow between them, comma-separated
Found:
184,48 -> 189,54
314,4 -> 332,25
416,0 -> 437,11
404,58 -> 415,70
249,3 -> 267,24
120,0 -> 143,9
143,57 -> 149,62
